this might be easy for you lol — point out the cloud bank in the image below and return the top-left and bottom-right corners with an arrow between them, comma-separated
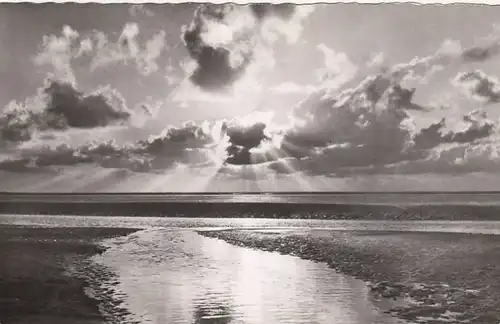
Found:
6,5 -> 500,184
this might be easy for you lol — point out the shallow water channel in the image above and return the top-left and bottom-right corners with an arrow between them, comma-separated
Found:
93,228 -> 402,324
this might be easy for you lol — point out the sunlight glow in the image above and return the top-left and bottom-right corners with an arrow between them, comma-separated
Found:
18,166 -> 116,192
234,111 -> 275,128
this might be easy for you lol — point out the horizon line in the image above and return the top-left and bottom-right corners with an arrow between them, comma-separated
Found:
1,191 -> 500,195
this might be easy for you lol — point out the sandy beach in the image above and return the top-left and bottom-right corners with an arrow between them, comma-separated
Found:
199,229 -> 500,324
0,225 -> 139,324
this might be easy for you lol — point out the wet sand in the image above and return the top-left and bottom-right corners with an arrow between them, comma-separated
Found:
199,229 -> 500,323
0,225 -> 139,324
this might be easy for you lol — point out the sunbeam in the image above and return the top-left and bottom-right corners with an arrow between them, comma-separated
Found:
72,168 -> 126,192
19,167 -> 89,192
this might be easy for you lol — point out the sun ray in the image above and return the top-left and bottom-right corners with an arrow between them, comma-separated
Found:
273,157 -> 315,191
137,169 -> 180,192
187,125 -> 231,192
105,172 -> 147,192
72,168 -> 123,192
20,167 -> 88,192
0,171 -> 54,192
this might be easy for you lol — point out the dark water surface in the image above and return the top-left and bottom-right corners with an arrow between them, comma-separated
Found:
3,192 -> 500,205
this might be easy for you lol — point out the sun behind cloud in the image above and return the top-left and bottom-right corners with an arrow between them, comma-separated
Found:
2,3 -> 500,191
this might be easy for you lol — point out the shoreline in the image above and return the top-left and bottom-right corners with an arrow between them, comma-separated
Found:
198,229 -> 500,323
0,225 -> 140,324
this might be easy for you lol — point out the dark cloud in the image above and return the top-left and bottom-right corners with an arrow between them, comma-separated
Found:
181,4 -> 301,91
414,111 -> 494,152
44,80 -> 131,128
453,70 -> 500,103
137,122 -> 214,169
250,4 -> 296,21
224,121 -> 271,165
181,5 -> 252,91
0,110 -> 40,143
0,121 -> 216,173
461,44 -> 500,63
0,79 -> 132,144
281,73 -> 413,163
447,111 -> 494,143
332,141 -> 500,177
387,85 -> 426,111
139,121 -> 212,154
413,118 -> 447,151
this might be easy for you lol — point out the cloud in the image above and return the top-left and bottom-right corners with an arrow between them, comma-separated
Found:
0,110 -> 288,173
91,24 -> 167,76
388,35 -> 500,86
452,70 -> 500,103
367,52 -> 385,68
92,27 -> 500,176
129,4 -> 154,17
413,110 -> 494,150
224,121 -> 270,165
460,26 -> 500,63
0,118 -> 223,172
181,5 -> 256,91
13,21 -> 500,180
35,24 -> 168,80
340,140 -> 500,177
34,25 -> 80,85
260,33 -> 500,177
315,43 -> 358,89
0,141 -> 149,173
43,80 -> 131,128
0,136 -> 202,174
277,102 -> 496,177
279,74 -> 421,171
1,72 -> 498,177
249,4 -> 296,21
181,4 -> 313,92
0,78 -> 132,144
384,35 -> 500,90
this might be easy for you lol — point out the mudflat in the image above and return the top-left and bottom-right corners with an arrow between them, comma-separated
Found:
0,225 -> 138,324
199,229 -> 500,324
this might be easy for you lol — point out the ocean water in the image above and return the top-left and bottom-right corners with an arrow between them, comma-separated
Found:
3,192 -> 500,205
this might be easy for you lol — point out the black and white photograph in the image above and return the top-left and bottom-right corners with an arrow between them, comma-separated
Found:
1,1 -> 500,323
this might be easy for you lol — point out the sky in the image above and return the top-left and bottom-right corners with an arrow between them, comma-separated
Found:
3,3 -> 500,192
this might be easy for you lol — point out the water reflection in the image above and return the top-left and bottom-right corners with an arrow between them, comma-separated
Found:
94,229 -> 399,324
192,302 -> 235,324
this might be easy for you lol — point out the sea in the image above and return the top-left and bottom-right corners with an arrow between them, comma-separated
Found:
4,191 -> 500,205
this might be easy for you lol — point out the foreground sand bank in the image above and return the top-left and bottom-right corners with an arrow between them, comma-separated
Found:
0,226 -> 139,324
199,229 -> 500,323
